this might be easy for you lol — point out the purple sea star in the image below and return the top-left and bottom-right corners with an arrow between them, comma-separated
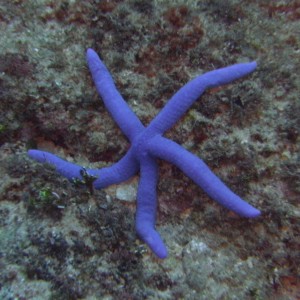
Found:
28,48 -> 260,259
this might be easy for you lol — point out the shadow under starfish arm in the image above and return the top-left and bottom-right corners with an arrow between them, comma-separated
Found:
147,136 -> 261,218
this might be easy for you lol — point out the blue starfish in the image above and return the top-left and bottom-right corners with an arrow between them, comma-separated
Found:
28,48 -> 260,259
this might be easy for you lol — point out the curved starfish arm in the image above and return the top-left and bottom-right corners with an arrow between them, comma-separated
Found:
27,148 -> 139,189
89,148 -> 139,188
86,48 -> 144,142
147,136 -> 261,218
135,155 -> 168,259
148,62 -> 257,135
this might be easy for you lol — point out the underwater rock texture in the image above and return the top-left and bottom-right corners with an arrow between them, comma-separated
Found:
0,0 -> 299,299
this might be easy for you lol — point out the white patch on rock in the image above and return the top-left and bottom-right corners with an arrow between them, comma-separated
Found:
116,184 -> 137,202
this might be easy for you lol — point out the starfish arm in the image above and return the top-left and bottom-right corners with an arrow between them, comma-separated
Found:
147,136 -> 261,218
89,148 -> 139,188
86,48 -> 144,141
135,155 -> 168,259
148,62 -> 257,135
27,148 -> 138,189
